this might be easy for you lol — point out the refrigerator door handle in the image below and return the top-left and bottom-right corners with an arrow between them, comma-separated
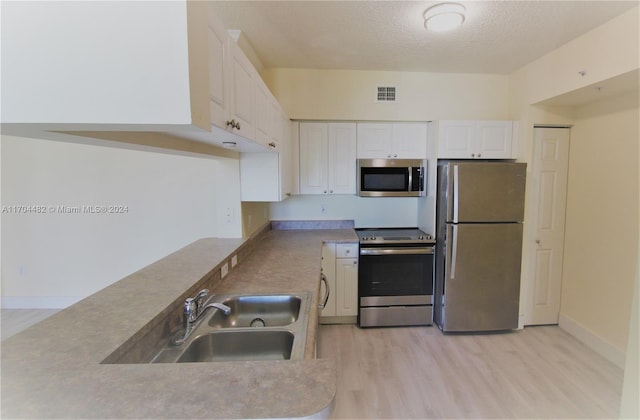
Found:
452,165 -> 459,223
449,225 -> 458,280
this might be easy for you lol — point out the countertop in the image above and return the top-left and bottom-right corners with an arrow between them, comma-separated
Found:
1,228 -> 358,419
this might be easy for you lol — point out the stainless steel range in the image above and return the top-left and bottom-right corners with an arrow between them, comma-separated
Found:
356,228 -> 435,327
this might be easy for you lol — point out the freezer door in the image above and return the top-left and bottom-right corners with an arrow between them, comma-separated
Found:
446,162 -> 526,222
441,223 -> 523,332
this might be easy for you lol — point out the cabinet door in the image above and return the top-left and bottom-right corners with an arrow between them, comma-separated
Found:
207,10 -> 228,129
438,121 -> 476,158
254,80 -> 272,147
328,123 -> 357,194
356,123 -> 393,158
228,39 -> 255,140
392,123 -> 427,159
336,257 -> 358,316
320,243 -> 337,318
476,121 -> 513,159
299,123 -> 329,194
278,115 -> 293,200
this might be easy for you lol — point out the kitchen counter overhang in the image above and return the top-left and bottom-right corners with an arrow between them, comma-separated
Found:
1,228 -> 357,419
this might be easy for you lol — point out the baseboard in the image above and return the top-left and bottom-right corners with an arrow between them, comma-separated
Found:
1,296 -> 82,309
559,312 -> 626,369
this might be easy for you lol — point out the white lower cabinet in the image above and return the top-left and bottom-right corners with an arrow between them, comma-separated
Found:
320,242 -> 358,323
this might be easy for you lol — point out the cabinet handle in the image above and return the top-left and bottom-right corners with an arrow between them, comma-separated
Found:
319,273 -> 330,309
393,154 -> 398,158
268,142 -> 276,148
226,119 -> 241,130
285,192 -> 292,197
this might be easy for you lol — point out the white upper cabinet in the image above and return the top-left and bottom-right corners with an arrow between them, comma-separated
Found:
2,1 -> 198,126
240,114 -> 293,202
207,8 -> 228,129
437,120 -> 515,159
299,122 -> 356,195
227,38 -> 256,141
357,122 -> 428,159
1,1 -> 288,154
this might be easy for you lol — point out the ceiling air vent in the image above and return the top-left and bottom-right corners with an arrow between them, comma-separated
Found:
377,86 -> 396,102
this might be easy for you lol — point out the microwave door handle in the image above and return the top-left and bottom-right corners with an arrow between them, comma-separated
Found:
408,167 -> 413,193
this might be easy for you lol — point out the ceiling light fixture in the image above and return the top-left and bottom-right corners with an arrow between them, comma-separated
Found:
424,2 -> 466,32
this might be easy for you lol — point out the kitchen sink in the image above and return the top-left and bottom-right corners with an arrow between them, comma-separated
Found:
208,295 -> 301,328
177,330 -> 294,362
150,292 -> 310,363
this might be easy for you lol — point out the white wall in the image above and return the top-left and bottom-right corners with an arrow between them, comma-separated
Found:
560,91 -> 638,359
270,195 -> 419,229
262,69 -> 510,121
1,135 -> 242,308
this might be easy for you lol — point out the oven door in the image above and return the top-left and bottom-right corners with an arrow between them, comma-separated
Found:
358,246 -> 434,299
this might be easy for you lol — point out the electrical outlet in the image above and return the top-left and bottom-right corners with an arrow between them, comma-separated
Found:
231,255 -> 238,268
221,262 -> 229,278
225,207 -> 233,224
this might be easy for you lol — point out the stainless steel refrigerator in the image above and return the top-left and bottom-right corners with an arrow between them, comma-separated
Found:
435,161 -> 527,332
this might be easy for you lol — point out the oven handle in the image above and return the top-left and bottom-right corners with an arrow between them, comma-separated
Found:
360,246 -> 434,256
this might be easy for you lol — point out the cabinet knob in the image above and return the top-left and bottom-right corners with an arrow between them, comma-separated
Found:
478,153 -> 481,157
324,190 -> 327,194
471,153 -> 475,158
268,142 -> 276,148
535,239 -> 540,244
329,190 -> 334,194
393,154 -> 398,158
226,119 -> 241,130
353,261 -> 357,265
286,192 -> 292,197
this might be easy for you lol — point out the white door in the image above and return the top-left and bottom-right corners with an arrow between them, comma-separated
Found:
328,123 -> 357,194
228,39 -> 255,140
299,123 -> 328,194
392,123 -> 428,159
525,127 -> 570,325
438,121 -> 475,158
356,123 -> 392,158
476,121 -> 513,159
335,258 -> 358,316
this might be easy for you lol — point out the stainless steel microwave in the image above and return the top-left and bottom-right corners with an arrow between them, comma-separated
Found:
357,159 -> 426,197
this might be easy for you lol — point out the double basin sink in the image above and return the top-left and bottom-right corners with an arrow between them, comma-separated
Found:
151,292 -> 310,363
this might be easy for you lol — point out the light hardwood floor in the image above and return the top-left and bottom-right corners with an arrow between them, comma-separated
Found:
318,324 -> 624,419
1,309 -> 60,341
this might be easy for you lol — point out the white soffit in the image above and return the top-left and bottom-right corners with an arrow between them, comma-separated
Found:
209,0 -> 638,74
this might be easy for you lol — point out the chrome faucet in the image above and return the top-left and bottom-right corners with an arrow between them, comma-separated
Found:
173,289 -> 231,345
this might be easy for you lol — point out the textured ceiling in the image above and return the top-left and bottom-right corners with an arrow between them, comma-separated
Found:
210,0 -> 638,74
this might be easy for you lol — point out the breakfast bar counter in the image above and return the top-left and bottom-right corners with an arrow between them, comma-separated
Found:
1,225 -> 357,419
